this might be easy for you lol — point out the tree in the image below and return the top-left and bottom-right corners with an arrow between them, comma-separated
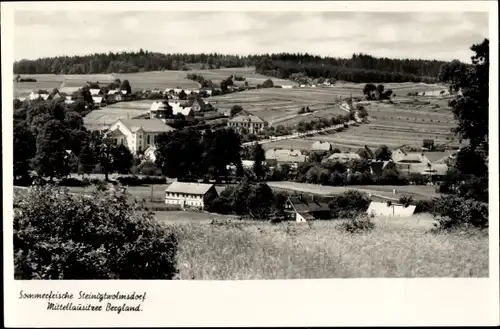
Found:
14,185 -> 178,279
247,183 -> 274,219
178,90 -> 187,100
374,145 -> 392,161
375,84 -> 385,99
230,105 -> 244,117
120,79 -> 132,94
252,143 -> 266,181
448,39 -> 489,150
454,145 -> 487,177
14,122 -> 36,179
111,144 -> 133,174
32,120 -> 72,181
262,79 -> 274,88
363,83 -> 376,100
155,129 -> 203,179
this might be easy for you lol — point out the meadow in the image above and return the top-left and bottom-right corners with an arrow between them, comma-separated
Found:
263,95 -> 460,151
266,181 -> 442,201
210,88 -> 346,125
168,218 -> 488,279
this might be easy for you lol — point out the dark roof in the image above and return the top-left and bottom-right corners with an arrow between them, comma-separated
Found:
287,196 -> 330,213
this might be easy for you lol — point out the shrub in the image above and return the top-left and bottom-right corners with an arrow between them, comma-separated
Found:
57,177 -> 90,187
398,195 -> 414,207
328,190 -> 370,218
14,185 -> 178,279
432,195 -> 488,231
337,213 -> 375,234
414,199 -> 436,213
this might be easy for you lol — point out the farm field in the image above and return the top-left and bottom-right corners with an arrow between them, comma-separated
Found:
171,218 -> 488,279
112,71 -> 200,91
263,95 -> 460,151
83,106 -> 149,130
210,88 -> 345,125
14,74 -> 65,97
61,74 -> 115,87
187,67 -> 297,87
267,181 -> 443,201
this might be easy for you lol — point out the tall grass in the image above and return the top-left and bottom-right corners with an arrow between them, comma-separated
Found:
168,219 -> 488,280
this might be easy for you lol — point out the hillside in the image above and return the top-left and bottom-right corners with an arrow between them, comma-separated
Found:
14,50 -> 452,84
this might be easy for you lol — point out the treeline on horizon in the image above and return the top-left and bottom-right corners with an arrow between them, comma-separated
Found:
13,50 -> 455,84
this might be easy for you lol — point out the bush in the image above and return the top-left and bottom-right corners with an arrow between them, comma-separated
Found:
432,195 -> 488,231
116,175 -> 166,186
328,190 -> 370,218
14,185 -> 179,279
337,213 -> 375,234
398,195 -> 414,207
57,177 -> 90,187
414,199 -> 436,213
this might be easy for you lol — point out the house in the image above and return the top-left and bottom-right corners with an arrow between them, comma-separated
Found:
205,90 -> 213,96
107,89 -> 123,102
265,149 -> 308,166
89,88 -> 102,96
327,152 -> 361,163
106,118 -> 175,154
392,149 -> 448,178
170,101 -> 193,116
367,201 -> 416,217
92,96 -> 104,106
311,141 -> 332,152
227,114 -> 268,134
165,182 -> 219,210
191,98 -> 205,112
282,85 -> 293,89
184,90 -> 192,95
28,91 -> 49,100
173,88 -> 183,94
284,195 -> 331,222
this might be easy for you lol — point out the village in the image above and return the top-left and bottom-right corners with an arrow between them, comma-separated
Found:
14,73 -> 462,222
10,4 -> 490,284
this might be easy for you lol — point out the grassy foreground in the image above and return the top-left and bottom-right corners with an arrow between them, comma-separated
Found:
166,216 -> 488,279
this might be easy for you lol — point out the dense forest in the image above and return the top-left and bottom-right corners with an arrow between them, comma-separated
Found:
14,50 -> 452,83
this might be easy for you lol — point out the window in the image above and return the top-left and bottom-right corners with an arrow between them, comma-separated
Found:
147,135 -> 150,144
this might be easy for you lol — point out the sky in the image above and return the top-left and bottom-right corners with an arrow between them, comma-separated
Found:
13,11 -> 489,63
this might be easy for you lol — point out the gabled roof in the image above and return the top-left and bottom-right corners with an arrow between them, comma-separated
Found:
423,152 -> 452,164
118,119 -> 175,133
107,89 -> 120,95
165,182 -> 215,195
92,96 -> 103,103
287,196 -> 330,213
229,114 -> 267,124
172,107 -> 193,116
89,88 -> 102,96
311,141 -> 331,151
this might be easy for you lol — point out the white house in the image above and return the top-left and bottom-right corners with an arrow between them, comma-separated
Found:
173,88 -> 183,94
92,96 -> 104,106
205,90 -> 213,96
165,182 -> 219,210
227,114 -> 268,134
282,85 -> 293,89
106,118 -> 175,154
29,91 -> 49,100
89,88 -> 102,96
107,89 -> 123,102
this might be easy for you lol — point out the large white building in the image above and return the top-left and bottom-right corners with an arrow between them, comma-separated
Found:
165,182 -> 219,210
106,119 -> 175,154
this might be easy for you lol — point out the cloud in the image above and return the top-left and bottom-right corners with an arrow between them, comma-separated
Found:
13,11 -> 489,62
